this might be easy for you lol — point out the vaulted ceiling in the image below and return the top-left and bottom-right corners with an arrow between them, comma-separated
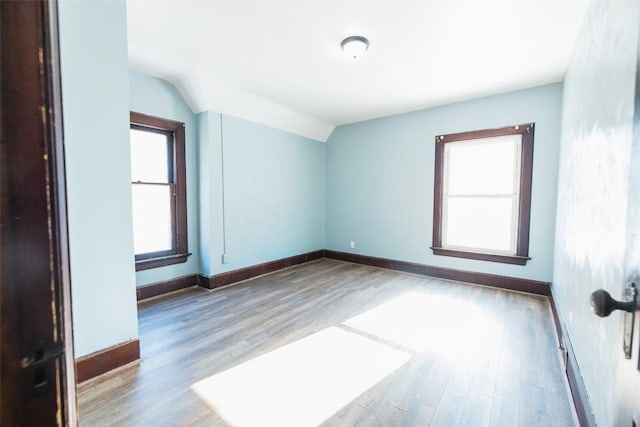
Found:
127,1 -> 588,141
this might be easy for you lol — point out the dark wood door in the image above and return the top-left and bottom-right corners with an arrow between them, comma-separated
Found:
0,1 -> 76,425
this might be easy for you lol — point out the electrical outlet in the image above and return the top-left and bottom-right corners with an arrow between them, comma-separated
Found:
221,254 -> 229,264
350,241 -> 355,249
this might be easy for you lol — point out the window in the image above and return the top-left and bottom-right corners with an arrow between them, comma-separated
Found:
130,112 -> 189,270
431,123 -> 534,265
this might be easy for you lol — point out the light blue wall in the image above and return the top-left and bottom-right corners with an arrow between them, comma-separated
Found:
130,74 -> 325,279
222,116 -> 326,270
196,112 -> 216,276
198,113 -> 326,275
553,1 -> 640,424
58,0 -> 138,358
326,84 -> 562,282
129,71 -> 200,286
196,112 -> 222,277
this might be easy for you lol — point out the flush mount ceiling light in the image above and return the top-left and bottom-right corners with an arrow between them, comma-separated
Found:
340,36 -> 369,59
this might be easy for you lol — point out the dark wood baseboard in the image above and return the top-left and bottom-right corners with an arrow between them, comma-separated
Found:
199,250 -> 324,289
197,273 -> 211,289
149,249 -> 549,298
549,292 -> 563,344
323,250 -> 551,296
136,274 -> 199,301
549,291 -> 596,427
75,339 -> 140,383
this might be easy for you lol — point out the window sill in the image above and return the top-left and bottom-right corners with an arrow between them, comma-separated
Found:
135,252 -> 191,271
430,247 -> 530,265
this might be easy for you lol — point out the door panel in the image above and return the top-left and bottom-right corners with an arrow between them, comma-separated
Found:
0,1 -> 76,425
553,2 -> 640,424
614,34 -> 640,425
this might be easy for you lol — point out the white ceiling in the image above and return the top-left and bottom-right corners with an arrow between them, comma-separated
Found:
127,1 -> 588,141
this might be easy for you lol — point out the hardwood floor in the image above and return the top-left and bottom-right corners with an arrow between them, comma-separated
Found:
78,259 -> 576,426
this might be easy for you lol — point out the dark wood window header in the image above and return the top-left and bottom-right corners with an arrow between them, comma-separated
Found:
130,111 -> 184,132
436,123 -> 534,143
130,111 -> 189,271
431,123 -> 535,265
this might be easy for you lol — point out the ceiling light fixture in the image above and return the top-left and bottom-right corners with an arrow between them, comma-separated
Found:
340,36 -> 369,59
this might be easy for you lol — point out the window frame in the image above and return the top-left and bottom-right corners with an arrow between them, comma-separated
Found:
130,111 -> 189,271
431,123 -> 535,265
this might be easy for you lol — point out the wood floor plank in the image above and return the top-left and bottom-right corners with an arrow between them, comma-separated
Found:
519,382 -> 548,427
400,399 -> 435,427
429,391 -> 466,426
77,259 -> 576,426
458,392 -> 492,427
489,390 -> 519,427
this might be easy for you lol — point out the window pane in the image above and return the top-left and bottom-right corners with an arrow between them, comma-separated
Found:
130,129 -> 170,183
132,184 -> 172,254
444,197 -> 515,252
446,135 -> 520,195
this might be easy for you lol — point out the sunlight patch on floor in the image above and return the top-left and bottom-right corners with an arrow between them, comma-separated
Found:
191,326 -> 411,426
344,291 -> 502,354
